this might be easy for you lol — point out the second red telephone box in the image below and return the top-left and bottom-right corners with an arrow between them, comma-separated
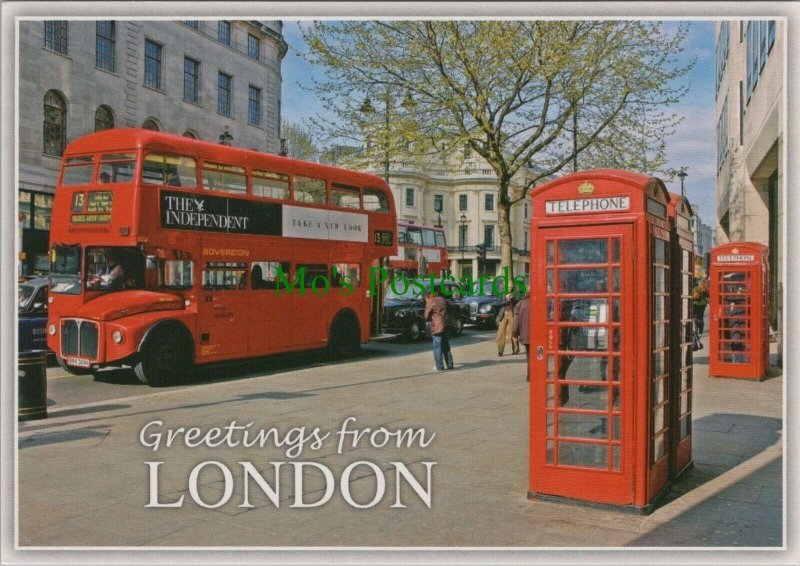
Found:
528,169 -> 675,513
709,242 -> 770,380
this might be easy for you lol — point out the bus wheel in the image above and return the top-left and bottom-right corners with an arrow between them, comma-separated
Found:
451,317 -> 464,337
56,356 -> 93,376
405,320 -> 422,342
134,329 -> 193,387
330,314 -> 360,360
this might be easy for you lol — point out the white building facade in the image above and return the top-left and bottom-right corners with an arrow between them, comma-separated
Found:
714,20 -> 783,339
18,19 -> 287,275
363,151 -> 531,280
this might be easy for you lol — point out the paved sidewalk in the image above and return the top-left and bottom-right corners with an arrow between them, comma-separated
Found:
15,332 -> 786,557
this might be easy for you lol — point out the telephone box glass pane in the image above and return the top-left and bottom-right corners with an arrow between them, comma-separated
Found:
612,446 -> 621,470
561,328 -> 608,351
547,241 -> 554,265
558,239 -> 607,264
546,440 -> 555,464
559,298 -> 608,322
612,238 -> 620,262
612,416 -> 621,440
559,355 -> 606,382
558,442 -> 607,468
558,413 -> 608,439
559,269 -> 607,293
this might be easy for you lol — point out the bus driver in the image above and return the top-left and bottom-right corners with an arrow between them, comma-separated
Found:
88,251 -> 125,289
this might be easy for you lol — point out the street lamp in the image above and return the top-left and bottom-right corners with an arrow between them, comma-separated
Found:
434,198 -> 443,228
677,168 -> 688,198
219,126 -> 233,146
360,89 -> 415,183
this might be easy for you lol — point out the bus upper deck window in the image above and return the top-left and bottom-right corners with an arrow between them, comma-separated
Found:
422,228 -> 436,247
202,162 -> 246,194
143,154 -> 197,188
363,188 -> 389,212
61,156 -> 95,186
332,183 -> 361,209
294,176 -> 326,204
98,153 -> 136,183
253,170 -> 289,200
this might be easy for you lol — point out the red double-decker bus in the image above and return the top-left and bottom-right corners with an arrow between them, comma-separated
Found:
387,221 -> 449,277
46,129 -> 397,386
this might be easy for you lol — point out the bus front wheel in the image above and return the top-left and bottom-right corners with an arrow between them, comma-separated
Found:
330,314 -> 360,360
134,328 -> 193,387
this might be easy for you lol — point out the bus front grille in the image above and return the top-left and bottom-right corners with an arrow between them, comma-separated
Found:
61,319 -> 99,360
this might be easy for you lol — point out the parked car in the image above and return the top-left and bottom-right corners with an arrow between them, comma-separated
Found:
18,277 -> 50,353
382,279 -> 470,341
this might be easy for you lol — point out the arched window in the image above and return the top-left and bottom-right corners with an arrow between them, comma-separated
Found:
94,105 -> 114,132
142,118 -> 159,131
43,90 -> 66,157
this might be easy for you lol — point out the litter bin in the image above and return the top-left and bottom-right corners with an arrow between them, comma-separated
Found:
19,350 -> 48,421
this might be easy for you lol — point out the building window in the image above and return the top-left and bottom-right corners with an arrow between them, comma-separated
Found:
142,118 -> 159,131
484,193 -> 494,211
183,21 -> 199,29
746,20 -> 775,102
184,57 -> 200,104
144,39 -> 163,90
95,21 -> 115,72
247,33 -> 260,60
523,231 -> 528,251
218,21 -> 231,45
483,225 -> 494,248
459,224 -> 468,248
715,21 -> 729,96
768,20 -> 776,52
405,188 -> 415,207
716,95 -> 729,172
434,194 -> 443,212
218,72 -> 232,116
459,194 -> 468,211
524,202 -> 528,219
44,21 -> 68,54
43,90 -> 66,157
248,85 -> 261,126
94,105 -> 114,132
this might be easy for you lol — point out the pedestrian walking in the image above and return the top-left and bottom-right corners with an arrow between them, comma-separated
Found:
692,277 -> 709,334
424,288 -> 454,371
496,293 -> 519,356
512,291 -> 531,382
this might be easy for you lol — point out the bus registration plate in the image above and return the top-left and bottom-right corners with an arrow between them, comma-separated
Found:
66,357 -> 91,368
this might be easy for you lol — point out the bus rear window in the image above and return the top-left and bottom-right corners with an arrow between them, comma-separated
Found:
203,162 -> 246,194
363,188 -> 389,212
62,156 -> 95,186
143,154 -> 197,187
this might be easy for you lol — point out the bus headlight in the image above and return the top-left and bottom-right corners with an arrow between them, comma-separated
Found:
112,330 -> 124,344
48,324 -> 57,336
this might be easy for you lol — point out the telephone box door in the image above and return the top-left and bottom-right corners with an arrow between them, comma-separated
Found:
530,224 -> 635,505
711,265 -> 759,377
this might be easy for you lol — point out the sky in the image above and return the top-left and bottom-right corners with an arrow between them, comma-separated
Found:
280,20 -> 718,225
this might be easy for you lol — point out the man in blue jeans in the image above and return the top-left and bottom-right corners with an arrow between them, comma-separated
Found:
424,288 -> 454,371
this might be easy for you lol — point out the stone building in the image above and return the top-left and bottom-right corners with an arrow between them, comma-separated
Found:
18,19 -> 287,275
714,20 -> 783,337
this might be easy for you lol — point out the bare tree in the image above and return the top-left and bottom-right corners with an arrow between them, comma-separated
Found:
303,21 -> 693,272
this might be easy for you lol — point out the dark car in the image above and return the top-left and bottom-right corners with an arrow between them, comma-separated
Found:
382,279 -> 470,341
18,277 -> 50,353
464,279 -> 516,329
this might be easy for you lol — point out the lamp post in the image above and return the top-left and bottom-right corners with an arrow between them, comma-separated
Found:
677,168 -> 688,198
434,199 -> 443,228
219,126 -> 233,146
459,213 -> 468,276
360,89 -> 415,183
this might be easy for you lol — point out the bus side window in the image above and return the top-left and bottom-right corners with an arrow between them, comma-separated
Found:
203,262 -> 246,290
363,188 -> 389,212
331,263 -> 360,288
162,259 -> 194,289
294,176 -> 326,204
251,261 -> 289,290
253,170 -> 289,200
331,184 -> 361,209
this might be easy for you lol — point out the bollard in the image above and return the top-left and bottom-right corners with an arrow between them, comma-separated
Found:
18,350 -> 48,421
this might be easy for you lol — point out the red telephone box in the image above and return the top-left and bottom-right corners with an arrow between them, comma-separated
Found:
709,242 -> 770,380
528,169 -> 673,513
667,194 -> 694,480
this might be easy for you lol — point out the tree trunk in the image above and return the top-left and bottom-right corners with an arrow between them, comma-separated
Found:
497,176 -> 514,279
